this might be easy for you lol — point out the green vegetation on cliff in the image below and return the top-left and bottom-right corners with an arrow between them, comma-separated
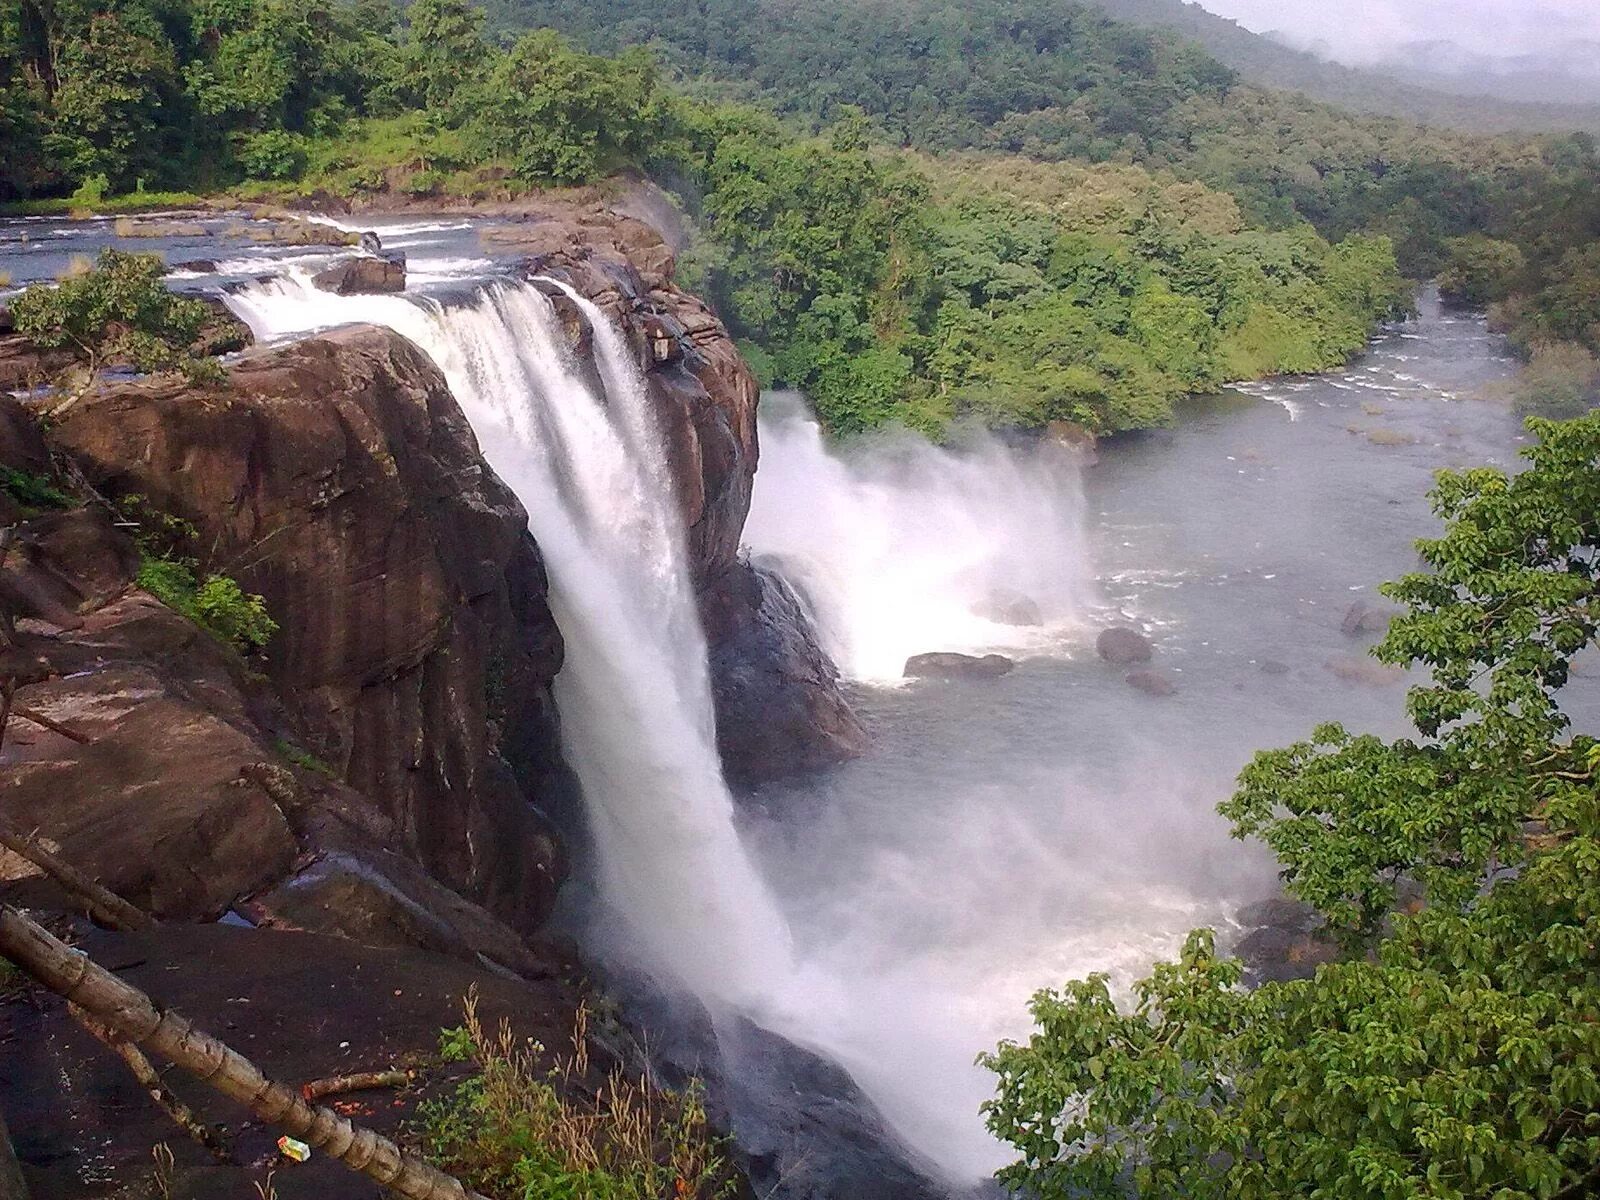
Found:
983,413 -> 1600,1197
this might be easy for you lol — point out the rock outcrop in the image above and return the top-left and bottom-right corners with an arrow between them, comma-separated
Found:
700,559 -> 867,786
312,252 -> 407,295
44,327 -> 568,934
904,651 -> 1017,680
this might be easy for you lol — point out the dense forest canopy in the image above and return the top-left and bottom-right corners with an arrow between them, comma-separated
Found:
0,0 -> 1595,423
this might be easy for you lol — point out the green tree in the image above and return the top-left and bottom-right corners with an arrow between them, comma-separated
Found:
403,0 -> 488,112
9,248 -> 216,408
982,413 -> 1600,1199
461,30 -> 664,185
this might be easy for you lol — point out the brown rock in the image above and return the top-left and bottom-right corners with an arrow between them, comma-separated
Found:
50,326 -> 566,932
904,651 -> 1016,680
1125,668 -> 1177,696
700,559 -> 866,785
311,254 -> 406,295
1097,626 -> 1153,664
1324,654 -> 1405,687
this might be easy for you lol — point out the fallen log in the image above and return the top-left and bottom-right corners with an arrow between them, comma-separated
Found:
302,1070 -> 409,1103
0,906 -> 489,1200
0,823 -> 153,932
71,1006 -> 231,1163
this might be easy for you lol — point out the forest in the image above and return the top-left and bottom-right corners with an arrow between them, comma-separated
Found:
0,0 -> 1595,421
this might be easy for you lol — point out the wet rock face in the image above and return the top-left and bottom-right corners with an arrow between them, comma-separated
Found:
47,327 -> 567,932
700,559 -> 868,787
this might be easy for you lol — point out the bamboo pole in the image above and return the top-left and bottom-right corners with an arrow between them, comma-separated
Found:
0,907 -> 488,1200
0,824 -> 152,932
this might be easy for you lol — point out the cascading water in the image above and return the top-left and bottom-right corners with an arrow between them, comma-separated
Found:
745,394 -> 1097,682
226,272 -> 794,1007
227,268 -> 1016,1185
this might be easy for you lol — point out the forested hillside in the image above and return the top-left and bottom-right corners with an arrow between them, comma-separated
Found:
1084,0 -> 1600,133
493,0 -> 1600,408
2,0 -> 1594,427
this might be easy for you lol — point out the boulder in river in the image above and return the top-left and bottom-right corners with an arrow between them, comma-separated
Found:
312,252 -> 406,295
1340,599 -> 1396,638
1096,625 -> 1153,664
904,651 -> 1016,680
1325,654 -> 1404,687
977,588 -> 1043,626
1125,668 -> 1177,696
170,258 -> 218,273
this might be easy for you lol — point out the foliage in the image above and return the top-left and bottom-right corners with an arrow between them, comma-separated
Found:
1439,234 -> 1526,307
417,994 -> 737,1200
8,249 -> 212,385
982,413 -> 1600,1198
137,556 -> 278,652
0,465 -> 72,510
273,738 -> 335,775
458,30 -> 666,185
682,122 -> 1409,435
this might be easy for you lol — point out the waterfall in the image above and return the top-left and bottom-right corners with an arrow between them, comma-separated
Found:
226,271 -> 1011,1185
746,394 -> 1096,682
226,273 -> 794,1007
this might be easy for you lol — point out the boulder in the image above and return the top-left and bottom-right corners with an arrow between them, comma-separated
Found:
977,589 -> 1043,626
1258,658 -> 1292,675
1096,625 -> 1153,664
1340,599 -> 1395,638
2,596 -> 299,919
1325,654 -> 1404,687
1125,668 -> 1177,696
170,258 -> 218,273
903,651 -> 1016,680
312,252 -> 406,295
700,558 -> 867,787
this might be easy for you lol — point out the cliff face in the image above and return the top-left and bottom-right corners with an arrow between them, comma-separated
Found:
40,328 -> 567,936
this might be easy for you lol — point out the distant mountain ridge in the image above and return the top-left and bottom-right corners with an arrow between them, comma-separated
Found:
1083,0 -> 1600,133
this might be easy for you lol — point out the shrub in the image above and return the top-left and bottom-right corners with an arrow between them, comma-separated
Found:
9,249 -> 215,409
0,466 -> 73,510
418,994 -> 736,1200
136,555 -> 277,653
237,130 -> 308,182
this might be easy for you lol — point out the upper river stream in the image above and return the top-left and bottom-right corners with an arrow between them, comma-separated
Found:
1,216 -> 1576,1185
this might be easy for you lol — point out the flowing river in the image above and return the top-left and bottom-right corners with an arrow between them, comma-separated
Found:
0,218 -> 1559,1188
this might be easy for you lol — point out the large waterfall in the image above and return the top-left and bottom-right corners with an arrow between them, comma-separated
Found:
227,274 -> 794,1006
228,270 -> 1016,1183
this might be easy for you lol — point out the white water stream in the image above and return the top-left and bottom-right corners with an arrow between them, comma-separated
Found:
226,271 -> 1012,1180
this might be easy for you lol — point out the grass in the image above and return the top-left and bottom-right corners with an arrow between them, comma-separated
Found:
416,993 -> 738,1200
0,190 -> 209,218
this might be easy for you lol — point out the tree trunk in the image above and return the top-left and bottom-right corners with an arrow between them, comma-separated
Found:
0,825 -> 152,932
0,907 -> 487,1200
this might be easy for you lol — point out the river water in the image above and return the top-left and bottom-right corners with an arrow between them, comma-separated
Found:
0,219 -> 1554,1186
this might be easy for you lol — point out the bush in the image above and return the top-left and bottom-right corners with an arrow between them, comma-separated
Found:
237,130 -> 308,181
418,994 -> 736,1200
137,555 -> 277,652
8,249 -> 215,404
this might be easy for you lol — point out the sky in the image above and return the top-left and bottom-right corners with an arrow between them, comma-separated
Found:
1189,0 -> 1600,64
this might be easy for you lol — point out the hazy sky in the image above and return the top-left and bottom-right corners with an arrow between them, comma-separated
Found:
1191,1 -> 1600,63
